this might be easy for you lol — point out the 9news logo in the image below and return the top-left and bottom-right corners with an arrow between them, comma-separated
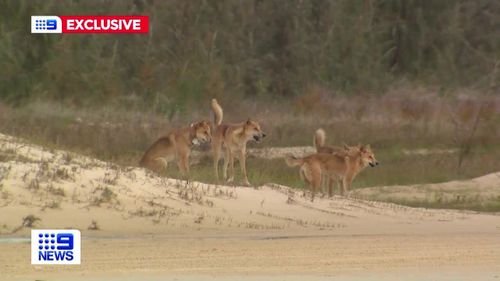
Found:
31,229 -> 81,265
31,16 -> 62,33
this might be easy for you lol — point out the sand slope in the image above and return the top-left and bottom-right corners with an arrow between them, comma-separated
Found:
1,133 -> 499,280
0,132 -> 498,237
352,171 -> 500,208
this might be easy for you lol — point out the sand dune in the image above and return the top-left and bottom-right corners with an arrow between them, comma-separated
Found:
352,170 -> 500,207
1,133 -> 499,280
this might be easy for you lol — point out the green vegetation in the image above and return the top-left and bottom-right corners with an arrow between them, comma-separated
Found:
170,148 -> 500,190
354,188 -> 500,212
91,186 -> 118,206
1,1 -> 498,109
0,1 -> 499,211
371,197 -> 500,212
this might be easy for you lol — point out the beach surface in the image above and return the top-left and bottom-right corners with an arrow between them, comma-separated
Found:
1,133 -> 499,280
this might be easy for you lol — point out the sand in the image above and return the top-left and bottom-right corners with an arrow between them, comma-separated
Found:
0,133 -> 499,280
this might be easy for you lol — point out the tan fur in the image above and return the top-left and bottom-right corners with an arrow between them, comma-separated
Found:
139,121 -> 211,174
211,99 -> 266,186
314,128 -> 326,150
211,98 -> 223,126
314,128 -> 353,191
314,128 -> 347,154
285,145 -> 379,200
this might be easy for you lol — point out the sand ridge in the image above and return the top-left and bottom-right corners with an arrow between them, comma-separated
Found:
1,133 -> 498,237
1,133 -> 500,280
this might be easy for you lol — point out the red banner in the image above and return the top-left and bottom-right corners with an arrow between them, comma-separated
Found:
60,16 -> 148,33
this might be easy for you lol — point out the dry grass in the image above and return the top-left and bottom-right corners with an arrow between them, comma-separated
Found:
353,180 -> 500,213
0,89 -> 499,211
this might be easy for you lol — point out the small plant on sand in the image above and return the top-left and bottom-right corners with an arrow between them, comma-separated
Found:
54,167 -> 73,181
178,185 -> 205,204
103,171 -> 120,185
38,161 -> 50,175
88,220 -> 100,230
130,207 -> 159,217
91,186 -> 118,206
46,184 -> 65,197
62,152 -> 73,164
42,201 -> 61,210
204,199 -> 214,207
286,190 -> 295,204
26,179 -> 40,191
194,213 -> 205,224
22,214 -> 41,227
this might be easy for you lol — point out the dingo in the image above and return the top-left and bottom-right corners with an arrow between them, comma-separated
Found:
314,128 -> 357,192
285,145 -> 378,200
211,99 -> 266,186
139,121 -> 211,174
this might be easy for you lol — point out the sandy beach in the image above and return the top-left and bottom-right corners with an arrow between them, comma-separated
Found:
1,133 -> 499,280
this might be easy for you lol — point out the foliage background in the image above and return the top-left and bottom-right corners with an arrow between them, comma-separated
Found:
1,0 -> 498,112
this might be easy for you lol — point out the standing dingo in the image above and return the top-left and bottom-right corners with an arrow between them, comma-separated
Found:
210,99 -> 266,186
285,145 -> 379,200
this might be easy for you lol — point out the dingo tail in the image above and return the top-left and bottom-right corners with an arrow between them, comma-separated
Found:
314,128 -> 326,151
211,98 -> 223,126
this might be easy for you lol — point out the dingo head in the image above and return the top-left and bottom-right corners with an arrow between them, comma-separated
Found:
244,119 -> 266,143
359,145 -> 379,167
191,121 -> 212,144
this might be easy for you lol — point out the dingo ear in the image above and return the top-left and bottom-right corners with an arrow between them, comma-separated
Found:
343,143 -> 349,150
360,145 -> 366,152
366,144 -> 371,150
246,118 -> 251,125
190,123 -> 195,128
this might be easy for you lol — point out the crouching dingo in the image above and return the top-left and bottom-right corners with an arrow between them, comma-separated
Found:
139,121 -> 211,174
211,99 -> 266,186
285,145 -> 379,200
